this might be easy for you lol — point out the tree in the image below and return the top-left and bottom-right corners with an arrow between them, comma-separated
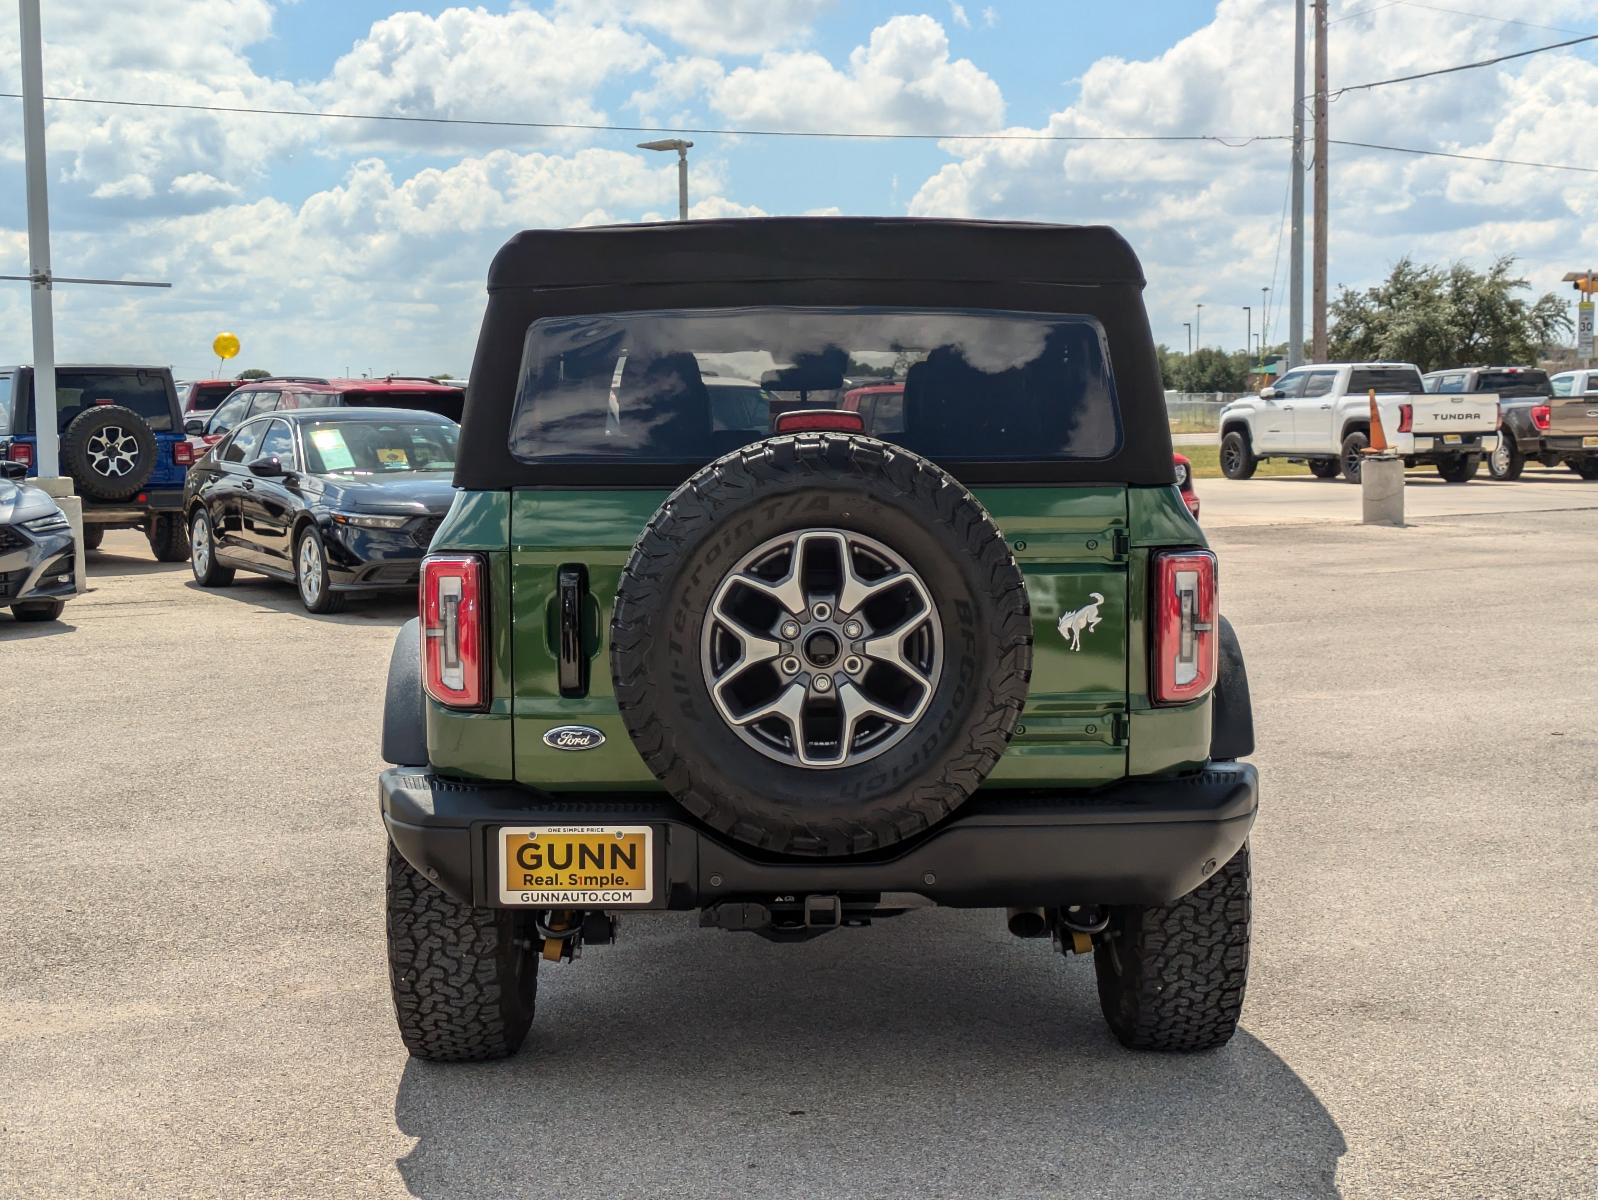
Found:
1170,347 -> 1250,393
1329,256 -> 1571,371
235,368 -> 272,380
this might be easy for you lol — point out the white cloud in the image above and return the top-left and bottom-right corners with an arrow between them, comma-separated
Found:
559,0 -> 833,56
949,3 -> 972,30
909,0 -> 1598,349
982,6 -> 998,28
709,15 -> 1003,133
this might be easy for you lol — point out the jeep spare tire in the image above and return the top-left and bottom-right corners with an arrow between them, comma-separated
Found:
61,405 -> 158,501
611,432 -> 1032,857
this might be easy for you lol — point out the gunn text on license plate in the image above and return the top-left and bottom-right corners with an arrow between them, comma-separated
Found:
498,825 -> 653,906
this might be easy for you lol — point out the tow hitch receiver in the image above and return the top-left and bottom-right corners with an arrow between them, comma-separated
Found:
701,894 -> 897,941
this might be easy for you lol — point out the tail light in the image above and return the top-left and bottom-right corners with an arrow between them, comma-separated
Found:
1152,549 -> 1218,705
421,554 -> 486,709
1396,404 -> 1413,433
1531,405 -> 1550,431
172,440 -> 194,465
5,442 -> 32,467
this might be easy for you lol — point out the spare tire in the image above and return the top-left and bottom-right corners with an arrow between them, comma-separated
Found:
611,432 -> 1032,857
61,405 -> 157,501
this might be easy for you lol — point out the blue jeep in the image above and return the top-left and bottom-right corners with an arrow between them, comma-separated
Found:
0,365 -> 193,560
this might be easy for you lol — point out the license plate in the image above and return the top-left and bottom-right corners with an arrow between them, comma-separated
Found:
498,825 -> 653,906
1442,434 -> 1462,445
1584,436 -> 1598,448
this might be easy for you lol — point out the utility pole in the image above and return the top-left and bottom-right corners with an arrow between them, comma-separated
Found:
18,0 -> 58,479
1184,323 -> 1192,356
1311,0 -> 1329,362
1195,303 -> 1204,350
1243,306 -> 1252,363
1289,0 -> 1306,368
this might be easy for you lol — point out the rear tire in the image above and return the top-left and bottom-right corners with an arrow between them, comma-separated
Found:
10,599 -> 65,622
82,526 -> 104,551
386,842 -> 538,1062
1307,459 -> 1340,479
147,513 -> 190,562
189,510 -> 235,587
1572,459 -> 1598,481
1339,431 -> 1369,482
1436,455 -> 1480,483
1093,844 -> 1251,1052
1219,431 -> 1258,479
1488,434 -> 1524,480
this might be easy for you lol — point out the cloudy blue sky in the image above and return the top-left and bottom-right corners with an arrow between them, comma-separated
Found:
2,0 -> 1594,379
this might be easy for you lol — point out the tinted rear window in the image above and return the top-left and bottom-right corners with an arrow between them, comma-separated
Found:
1348,368 -> 1423,394
1474,370 -> 1550,397
341,389 -> 464,422
188,382 -> 238,411
509,306 -> 1122,464
51,370 -> 175,432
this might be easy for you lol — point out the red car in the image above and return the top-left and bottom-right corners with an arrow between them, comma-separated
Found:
181,379 -> 243,419
1174,452 -> 1200,518
186,376 -> 465,453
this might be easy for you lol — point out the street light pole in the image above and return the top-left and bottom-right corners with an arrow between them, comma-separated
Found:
1243,306 -> 1252,362
637,138 -> 693,220
1183,323 -> 1192,356
19,0 -> 58,479
1289,0 -> 1306,368
1195,303 -> 1204,350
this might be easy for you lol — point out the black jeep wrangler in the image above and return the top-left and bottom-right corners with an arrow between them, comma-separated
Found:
379,219 -> 1257,1061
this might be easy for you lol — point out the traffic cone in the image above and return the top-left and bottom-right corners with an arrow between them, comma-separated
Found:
1367,388 -> 1389,453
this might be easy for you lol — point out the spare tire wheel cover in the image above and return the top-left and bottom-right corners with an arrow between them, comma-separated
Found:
611,432 -> 1032,857
62,405 -> 158,501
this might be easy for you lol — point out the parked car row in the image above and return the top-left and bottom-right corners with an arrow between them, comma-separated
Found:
1216,361 -> 1598,483
1,365 -> 469,620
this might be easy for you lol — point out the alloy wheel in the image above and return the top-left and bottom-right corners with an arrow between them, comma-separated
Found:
700,528 -> 942,769
86,426 -> 139,477
298,535 -> 323,606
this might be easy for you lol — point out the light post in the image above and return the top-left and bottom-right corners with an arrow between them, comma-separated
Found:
1195,302 -> 1204,350
637,138 -> 693,221
1243,305 -> 1252,363
1183,322 -> 1192,356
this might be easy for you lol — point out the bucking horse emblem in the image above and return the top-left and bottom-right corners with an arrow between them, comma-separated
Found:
1056,592 -> 1104,651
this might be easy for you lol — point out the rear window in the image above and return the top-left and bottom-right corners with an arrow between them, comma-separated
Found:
187,382 -> 237,412
341,389 -> 464,422
508,307 -> 1122,464
45,370 -> 175,433
1348,368 -> 1423,394
1474,370 -> 1550,397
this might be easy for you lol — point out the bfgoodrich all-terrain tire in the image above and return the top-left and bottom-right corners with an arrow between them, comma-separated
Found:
1093,843 -> 1251,1051
611,432 -> 1032,857
386,842 -> 538,1062
60,405 -> 158,501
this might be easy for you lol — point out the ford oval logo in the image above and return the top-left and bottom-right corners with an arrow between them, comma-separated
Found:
543,725 -> 606,751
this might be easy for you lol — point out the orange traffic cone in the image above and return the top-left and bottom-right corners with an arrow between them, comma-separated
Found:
1366,388 -> 1389,453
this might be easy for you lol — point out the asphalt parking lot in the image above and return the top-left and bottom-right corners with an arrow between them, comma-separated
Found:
3,478 -> 1595,1199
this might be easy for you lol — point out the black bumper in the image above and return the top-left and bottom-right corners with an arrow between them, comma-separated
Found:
380,763 -> 1258,910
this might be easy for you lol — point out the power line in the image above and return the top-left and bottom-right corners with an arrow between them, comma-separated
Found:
0,91 -> 1275,145
1392,1 -> 1591,38
1331,32 -> 1598,98
1330,137 -> 1598,173
3,90 -> 1594,174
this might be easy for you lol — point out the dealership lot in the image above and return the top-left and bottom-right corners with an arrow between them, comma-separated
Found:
2,480 -> 1594,1200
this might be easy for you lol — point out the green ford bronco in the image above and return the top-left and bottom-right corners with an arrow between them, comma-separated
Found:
379,218 -> 1257,1062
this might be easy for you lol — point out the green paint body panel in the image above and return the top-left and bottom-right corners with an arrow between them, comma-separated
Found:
426,480 -> 1217,789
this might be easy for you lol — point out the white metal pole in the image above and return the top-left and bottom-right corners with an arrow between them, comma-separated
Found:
19,0 -> 59,479
676,146 -> 689,221
1288,0 -> 1306,369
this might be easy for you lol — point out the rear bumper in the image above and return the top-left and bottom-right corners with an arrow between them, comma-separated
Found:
1539,436 -> 1598,456
1407,433 -> 1497,456
380,762 -> 1259,910
82,488 -> 185,524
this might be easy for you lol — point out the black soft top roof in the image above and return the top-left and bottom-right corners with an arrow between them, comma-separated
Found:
460,217 -> 1172,489
488,218 -> 1146,292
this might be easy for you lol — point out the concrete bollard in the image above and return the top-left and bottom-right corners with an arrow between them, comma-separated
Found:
33,476 -> 87,594
1361,454 -> 1405,526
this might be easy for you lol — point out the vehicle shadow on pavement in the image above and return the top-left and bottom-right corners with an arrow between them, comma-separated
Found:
182,579 -> 416,625
392,909 -> 1343,1200
0,615 -> 77,639
85,548 -> 188,576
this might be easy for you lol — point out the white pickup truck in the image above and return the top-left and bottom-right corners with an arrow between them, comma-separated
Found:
1218,361 -> 1499,483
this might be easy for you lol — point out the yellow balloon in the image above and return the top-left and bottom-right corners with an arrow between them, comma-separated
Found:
212,332 -> 241,360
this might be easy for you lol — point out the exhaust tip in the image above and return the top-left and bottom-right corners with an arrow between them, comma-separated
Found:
1006,906 -> 1047,938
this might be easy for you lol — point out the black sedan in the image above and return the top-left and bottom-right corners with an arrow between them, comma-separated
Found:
0,460 -> 76,622
182,407 -> 457,613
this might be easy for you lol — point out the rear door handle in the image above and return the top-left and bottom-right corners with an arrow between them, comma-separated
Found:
241,479 -> 255,490
557,565 -> 589,697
